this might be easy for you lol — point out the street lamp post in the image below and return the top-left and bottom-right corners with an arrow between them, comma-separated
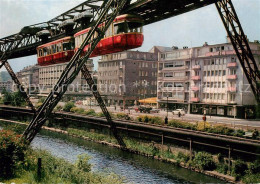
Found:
89,97 -> 92,109
167,95 -> 169,118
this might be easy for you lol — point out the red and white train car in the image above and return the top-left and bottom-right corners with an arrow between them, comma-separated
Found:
37,14 -> 144,66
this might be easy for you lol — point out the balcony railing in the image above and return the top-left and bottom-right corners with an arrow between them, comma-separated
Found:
191,97 -> 200,102
226,75 -> 237,80
191,86 -> 200,91
227,87 -> 236,92
192,65 -> 201,70
227,62 -> 238,68
191,76 -> 201,80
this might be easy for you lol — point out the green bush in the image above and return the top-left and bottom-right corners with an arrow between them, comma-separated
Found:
116,113 -> 128,119
75,154 -> 92,172
168,120 -> 196,130
63,102 -> 75,112
193,152 -> 216,171
176,152 -> 190,163
136,115 -> 163,125
55,105 -> 63,111
233,160 -> 248,176
248,160 -> 260,174
208,126 -> 234,136
96,112 -> 105,117
84,109 -> 96,116
0,130 -> 28,179
70,107 -> 85,114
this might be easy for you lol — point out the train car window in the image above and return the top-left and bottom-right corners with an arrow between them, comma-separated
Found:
39,49 -> 43,57
63,41 -> 74,51
63,42 -> 70,51
43,48 -> 47,56
114,22 -> 127,35
127,22 -> 143,33
52,45 -> 56,54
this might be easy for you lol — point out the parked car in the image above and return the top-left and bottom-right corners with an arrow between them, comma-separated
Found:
172,109 -> 185,115
150,108 -> 160,113
139,106 -> 152,113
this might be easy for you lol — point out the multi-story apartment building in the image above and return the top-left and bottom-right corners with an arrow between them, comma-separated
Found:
158,40 -> 260,119
0,81 -> 12,92
16,65 -> 39,94
38,60 -> 94,95
98,48 -> 165,106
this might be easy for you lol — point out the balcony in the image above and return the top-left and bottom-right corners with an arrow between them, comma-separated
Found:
191,86 -> 200,91
226,75 -> 237,80
228,101 -> 237,105
191,97 -> 200,102
192,65 -> 201,70
227,87 -> 236,92
227,62 -> 238,68
191,76 -> 201,81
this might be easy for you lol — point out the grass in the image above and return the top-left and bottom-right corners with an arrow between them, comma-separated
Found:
3,149 -> 124,184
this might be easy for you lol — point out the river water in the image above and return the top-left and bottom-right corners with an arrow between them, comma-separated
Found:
29,130 -> 222,184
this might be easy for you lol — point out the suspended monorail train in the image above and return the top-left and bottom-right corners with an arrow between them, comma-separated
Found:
37,14 -> 144,66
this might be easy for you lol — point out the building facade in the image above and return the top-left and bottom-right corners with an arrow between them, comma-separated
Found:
0,81 -> 12,92
98,49 -> 163,106
16,65 -> 39,94
38,60 -> 94,95
158,40 -> 260,119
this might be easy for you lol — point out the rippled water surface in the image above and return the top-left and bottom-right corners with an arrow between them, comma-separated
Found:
30,130 -> 223,184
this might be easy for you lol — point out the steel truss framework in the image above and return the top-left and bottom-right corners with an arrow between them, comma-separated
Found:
0,0 -> 219,60
22,0 -> 128,148
216,0 -> 260,103
0,36 -> 36,112
0,0 -> 258,145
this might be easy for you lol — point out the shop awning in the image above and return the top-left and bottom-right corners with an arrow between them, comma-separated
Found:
138,97 -> 157,104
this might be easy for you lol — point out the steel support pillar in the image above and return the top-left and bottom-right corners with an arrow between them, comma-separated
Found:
216,0 -> 260,104
23,0 -> 128,148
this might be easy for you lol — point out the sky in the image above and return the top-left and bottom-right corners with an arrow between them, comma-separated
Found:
0,0 -> 259,72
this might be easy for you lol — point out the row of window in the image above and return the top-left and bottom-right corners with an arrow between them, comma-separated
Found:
38,41 -> 74,57
202,93 -> 226,100
203,70 -> 226,77
164,61 -> 185,68
164,72 -> 186,78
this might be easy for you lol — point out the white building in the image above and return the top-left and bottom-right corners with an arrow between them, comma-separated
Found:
157,40 -> 260,119
38,60 -> 94,95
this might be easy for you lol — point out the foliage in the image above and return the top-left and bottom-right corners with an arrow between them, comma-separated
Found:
192,152 -> 216,171
116,113 -> 128,119
168,120 -> 196,130
232,160 -> 248,176
55,105 -> 63,111
96,112 -> 105,117
196,121 -> 211,131
70,107 -> 85,114
75,154 -> 92,172
136,115 -> 163,125
38,97 -> 46,103
0,130 -> 28,179
84,109 -> 96,116
63,102 -> 76,112
207,125 -> 234,136
9,149 -> 124,184
2,90 -> 26,107
176,152 -> 190,163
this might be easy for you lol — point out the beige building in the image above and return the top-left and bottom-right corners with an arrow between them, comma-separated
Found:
16,65 -> 39,94
158,40 -> 260,118
38,60 -> 94,95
